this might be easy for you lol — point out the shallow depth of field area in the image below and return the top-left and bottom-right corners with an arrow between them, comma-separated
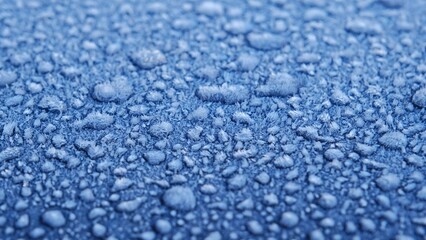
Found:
0,0 -> 425,239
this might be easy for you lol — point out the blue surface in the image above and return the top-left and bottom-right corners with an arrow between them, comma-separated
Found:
0,0 -> 426,239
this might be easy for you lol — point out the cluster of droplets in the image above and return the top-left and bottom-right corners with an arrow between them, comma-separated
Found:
0,0 -> 425,239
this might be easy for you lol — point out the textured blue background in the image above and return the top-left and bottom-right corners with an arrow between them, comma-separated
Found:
0,0 -> 425,239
